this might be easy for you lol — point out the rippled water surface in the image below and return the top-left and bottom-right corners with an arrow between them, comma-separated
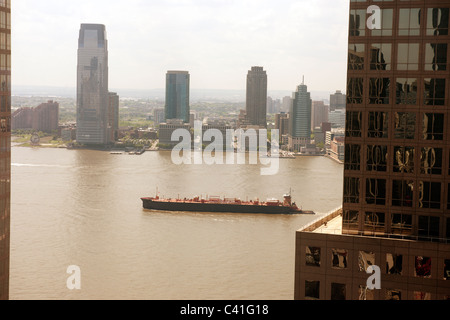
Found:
10,147 -> 343,300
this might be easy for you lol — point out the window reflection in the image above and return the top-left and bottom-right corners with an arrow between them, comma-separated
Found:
347,78 -> 364,104
396,78 -> 417,105
425,43 -> 447,71
371,9 -> 393,36
348,44 -> 365,70
427,8 -> 449,36
370,43 -> 391,70
368,112 -> 389,138
369,78 -> 390,104
349,10 -> 366,36
366,178 -> 386,205
420,147 -> 442,175
386,253 -> 403,275
346,111 -> 362,138
344,177 -> 360,204
345,144 -> 361,171
424,78 -> 446,106
423,113 -> 444,140
397,43 -> 419,70
394,112 -> 416,139
399,8 -> 421,36
366,145 -> 387,172
391,213 -> 413,236
418,182 -> 441,209
343,210 -> 359,233
364,212 -> 385,234
392,180 -> 414,207
393,146 -> 414,173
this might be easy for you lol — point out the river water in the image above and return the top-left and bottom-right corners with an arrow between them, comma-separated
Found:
9,146 -> 343,300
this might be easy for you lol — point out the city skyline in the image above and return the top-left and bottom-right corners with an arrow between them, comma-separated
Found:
13,0 -> 350,93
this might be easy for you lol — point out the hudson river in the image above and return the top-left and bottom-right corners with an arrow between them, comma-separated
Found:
10,146 -> 343,300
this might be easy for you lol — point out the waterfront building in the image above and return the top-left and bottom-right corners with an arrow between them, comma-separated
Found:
76,24 -> 110,145
295,0 -> 450,300
0,0 -> 10,301
246,67 -> 267,128
289,78 -> 312,152
165,71 -> 190,123
158,119 -> 191,147
12,101 -> 59,133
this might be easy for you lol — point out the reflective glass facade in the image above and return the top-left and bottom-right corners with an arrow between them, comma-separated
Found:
0,0 -> 10,301
76,24 -> 109,145
344,0 -> 450,242
165,71 -> 190,123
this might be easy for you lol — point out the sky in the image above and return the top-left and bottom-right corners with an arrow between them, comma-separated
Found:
13,0 -> 350,94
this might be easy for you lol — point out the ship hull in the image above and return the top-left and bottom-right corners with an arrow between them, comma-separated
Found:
141,198 -> 312,215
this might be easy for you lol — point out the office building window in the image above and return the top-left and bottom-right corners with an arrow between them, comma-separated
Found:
366,178 -> 386,205
394,112 -> 416,139
359,251 -> 375,272
344,177 -> 360,204
424,78 -> 446,106
305,247 -> 321,267
346,111 -> 362,138
418,215 -> 440,241
444,260 -> 450,280
425,43 -> 447,71
331,249 -> 348,269
349,9 -> 366,36
347,78 -> 364,104
396,78 -> 418,105
331,283 -> 346,300
393,146 -> 414,173
343,210 -> 359,232
371,8 -> 394,36
418,182 -> 441,209
368,112 -> 389,138
305,280 -> 320,300
399,8 -> 422,36
386,253 -> 403,275
423,113 -> 444,140
366,145 -> 387,172
369,78 -> 390,104
392,180 -> 414,207
397,43 -> 420,70
420,147 -> 442,175
414,256 -> 432,278
386,289 -> 402,300
426,8 -> 449,36
391,213 -> 413,236
348,44 -> 365,70
345,144 -> 361,171
370,43 -> 391,70
364,212 -> 385,233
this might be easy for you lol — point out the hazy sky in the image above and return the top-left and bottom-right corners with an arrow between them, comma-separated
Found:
13,0 -> 350,93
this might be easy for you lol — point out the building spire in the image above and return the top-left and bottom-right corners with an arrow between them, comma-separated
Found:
302,75 -> 305,85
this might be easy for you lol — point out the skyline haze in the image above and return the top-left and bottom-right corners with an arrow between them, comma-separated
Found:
13,0 -> 350,94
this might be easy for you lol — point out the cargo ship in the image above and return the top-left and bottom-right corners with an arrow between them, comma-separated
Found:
141,192 -> 314,215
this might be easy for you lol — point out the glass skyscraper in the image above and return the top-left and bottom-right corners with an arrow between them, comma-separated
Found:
0,0 -> 10,301
165,71 -> 190,123
76,24 -> 110,145
295,0 -> 450,300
